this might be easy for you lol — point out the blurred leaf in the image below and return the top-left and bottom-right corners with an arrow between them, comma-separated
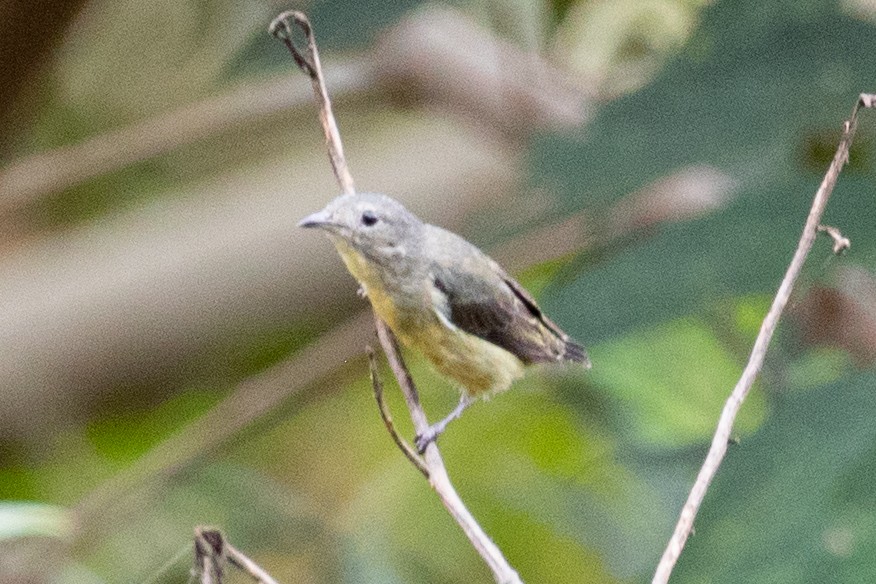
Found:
553,0 -> 708,97
86,389 -> 223,464
8,0 -> 876,583
732,293 -> 773,338
82,461 -> 342,583
589,317 -> 767,447
784,347 -> 852,391
516,255 -> 578,298
56,0 -> 272,125
0,502 -> 72,540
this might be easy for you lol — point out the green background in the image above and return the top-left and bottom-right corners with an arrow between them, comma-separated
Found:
2,0 -> 876,582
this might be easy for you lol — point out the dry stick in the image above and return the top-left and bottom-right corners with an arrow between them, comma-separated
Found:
72,159 -> 720,542
225,543 -> 282,584
194,529 -> 225,584
194,528 -> 280,584
652,92 -> 876,584
374,318 -> 522,584
270,11 -> 355,196
817,224 -> 851,255
270,11 -> 522,584
367,346 -> 429,476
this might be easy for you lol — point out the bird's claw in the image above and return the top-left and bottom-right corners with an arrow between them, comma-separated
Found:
357,285 -> 367,299
414,427 -> 440,454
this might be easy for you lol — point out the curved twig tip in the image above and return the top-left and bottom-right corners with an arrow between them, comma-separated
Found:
268,10 -> 309,39
269,10 -> 317,77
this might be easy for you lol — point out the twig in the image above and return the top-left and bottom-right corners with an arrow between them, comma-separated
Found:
270,11 -> 355,195
226,543 -> 281,584
194,528 -> 225,584
271,12 -> 522,583
652,92 -> 875,584
817,224 -> 851,255
374,318 -> 523,584
367,346 -> 429,476
194,527 -> 280,584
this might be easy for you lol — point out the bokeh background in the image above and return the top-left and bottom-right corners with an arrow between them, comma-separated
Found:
2,0 -> 876,582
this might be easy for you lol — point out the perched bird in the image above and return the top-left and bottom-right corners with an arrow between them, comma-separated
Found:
299,193 -> 590,451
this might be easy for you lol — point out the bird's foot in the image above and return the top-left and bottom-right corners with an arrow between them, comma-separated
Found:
414,425 -> 443,454
357,285 -> 367,299
413,395 -> 474,454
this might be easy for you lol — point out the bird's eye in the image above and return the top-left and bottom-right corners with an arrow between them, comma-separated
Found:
361,210 -> 379,227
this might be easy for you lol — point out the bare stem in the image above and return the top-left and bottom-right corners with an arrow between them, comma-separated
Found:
817,224 -> 851,255
194,528 -> 280,584
367,346 -> 429,476
194,528 -> 225,584
270,11 -> 355,195
271,11 -> 522,582
652,93 -> 875,584
226,543 -> 281,584
374,318 -> 523,584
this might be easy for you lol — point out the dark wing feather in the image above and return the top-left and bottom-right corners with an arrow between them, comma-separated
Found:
432,261 -> 589,367
500,275 -> 590,365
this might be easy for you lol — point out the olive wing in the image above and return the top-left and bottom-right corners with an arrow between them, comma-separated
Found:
429,244 -> 588,366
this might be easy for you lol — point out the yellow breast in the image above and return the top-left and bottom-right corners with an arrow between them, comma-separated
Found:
333,240 -> 524,396
409,319 -> 525,396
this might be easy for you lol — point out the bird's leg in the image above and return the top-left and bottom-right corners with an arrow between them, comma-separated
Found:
415,394 -> 474,454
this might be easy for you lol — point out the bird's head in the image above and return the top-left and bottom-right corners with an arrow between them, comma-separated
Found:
298,193 -> 422,264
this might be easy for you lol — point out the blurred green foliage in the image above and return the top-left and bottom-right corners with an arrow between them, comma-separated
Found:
3,0 -> 876,583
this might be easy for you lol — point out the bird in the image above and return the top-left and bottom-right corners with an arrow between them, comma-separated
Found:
299,193 -> 590,452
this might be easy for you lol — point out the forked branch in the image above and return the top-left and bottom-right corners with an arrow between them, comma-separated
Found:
194,527 -> 280,584
271,11 -> 522,583
270,11 -> 355,195
652,93 -> 876,583
373,318 -> 523,583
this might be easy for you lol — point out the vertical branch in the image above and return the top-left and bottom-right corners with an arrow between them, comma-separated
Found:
652,93 -> 876,583
270,12 -> 522,583
373,319 -> 523,584
269,11 -> 356,195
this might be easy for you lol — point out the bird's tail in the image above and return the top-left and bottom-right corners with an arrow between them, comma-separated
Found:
563,340 -> 592,369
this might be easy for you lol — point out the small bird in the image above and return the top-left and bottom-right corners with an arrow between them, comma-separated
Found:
299,193 -> 590,452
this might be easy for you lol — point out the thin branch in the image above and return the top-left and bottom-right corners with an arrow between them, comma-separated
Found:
271,12 -> 521,583
374,318 -> 523,584
652,92 -> 875,584
367,346 -> 429,476
194,528 -> 280,584
71,162 -> 726,543
194,528 -> 225,584
226,542 -> 282,584
270,11 -> 355,195
817,224 -> 851,255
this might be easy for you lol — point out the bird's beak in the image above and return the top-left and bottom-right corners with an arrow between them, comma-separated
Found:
298,209 -> 332,229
